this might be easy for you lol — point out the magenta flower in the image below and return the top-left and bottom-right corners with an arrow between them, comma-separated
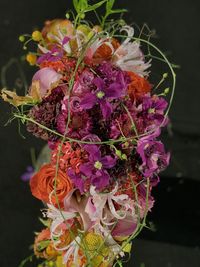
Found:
80,77 -> 124,119
37,46 -> 64,64
71,145 -> 116,190
137,130 -> 170,178
67,169 -> 85,193
136,94 -> 168,132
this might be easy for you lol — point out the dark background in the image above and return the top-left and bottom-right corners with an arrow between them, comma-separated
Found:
0,0 -> 200,266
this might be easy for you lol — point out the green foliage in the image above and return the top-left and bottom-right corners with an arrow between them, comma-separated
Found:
73,0 -> 107,25
72,0 -> 127,28
101,0 -> 127,28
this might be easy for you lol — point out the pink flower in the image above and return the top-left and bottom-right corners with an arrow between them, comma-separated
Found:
32,67 -> 62,97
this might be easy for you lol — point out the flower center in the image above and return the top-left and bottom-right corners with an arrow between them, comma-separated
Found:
94,161 -> 103,170
96,91 -> 105,99
148,108 -> 155,114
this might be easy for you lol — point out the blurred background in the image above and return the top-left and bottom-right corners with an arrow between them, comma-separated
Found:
0,0 -> 200,266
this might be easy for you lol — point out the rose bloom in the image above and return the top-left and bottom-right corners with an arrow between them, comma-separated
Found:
30,163 -> 73,206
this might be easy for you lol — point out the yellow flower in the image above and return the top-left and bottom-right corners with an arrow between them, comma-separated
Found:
56,256 -> 65,267
46,244 -> 58,258
47,261 -> 54,267
26,53 -> 37,66
32,30 -> 42,42
84,232 -> 104,252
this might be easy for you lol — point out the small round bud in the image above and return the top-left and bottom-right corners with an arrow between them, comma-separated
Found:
32,30 -> 42,42
121,154 -> 127,160
47,261 -> 54,267
115,150 -> 122,158
65,13 -> 70,19
19,35 -> 25,42
163,73 -> 168,79
164,87 -> 170,94
80,13 -> 85,19
26,53 -> 37,66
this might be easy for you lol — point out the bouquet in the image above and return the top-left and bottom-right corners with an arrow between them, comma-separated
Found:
1,0 -> 176,266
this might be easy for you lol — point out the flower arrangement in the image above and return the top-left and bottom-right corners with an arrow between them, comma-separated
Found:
1,0 -> 176,266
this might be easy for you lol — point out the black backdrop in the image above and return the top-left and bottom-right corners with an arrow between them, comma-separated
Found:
0,0 -> 200,266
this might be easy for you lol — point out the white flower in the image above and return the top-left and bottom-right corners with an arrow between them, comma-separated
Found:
113,25 -> 151,77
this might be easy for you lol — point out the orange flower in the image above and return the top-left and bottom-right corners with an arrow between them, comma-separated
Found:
93,38 -> 120,62
30,164 -> 73,206
127,71 -> 152,100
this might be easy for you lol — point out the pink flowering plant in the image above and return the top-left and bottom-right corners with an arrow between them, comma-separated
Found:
1,0 -> 176,266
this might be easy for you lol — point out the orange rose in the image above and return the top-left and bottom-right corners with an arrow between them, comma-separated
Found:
30,164 -> 73,206
127,71 -> 152,100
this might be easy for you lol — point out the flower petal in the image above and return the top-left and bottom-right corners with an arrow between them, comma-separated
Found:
100,101 -> 112,119
80,93 -> 97,109
32,67 -> 62,97
101,155 -> 116,169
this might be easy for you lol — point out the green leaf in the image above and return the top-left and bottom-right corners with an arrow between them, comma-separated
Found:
110,8 -> 127,14
39,217 -> 50,227
85,0 -> 107,12
73,0 -> 79,12
106,0 -> 115,11
79,0 -> 88,11
37,240 -> 50,251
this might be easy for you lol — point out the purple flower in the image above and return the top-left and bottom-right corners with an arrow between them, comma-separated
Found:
37,46 -> 64,64
79,62 -> 129,120
56,96 -> 92,138
73,70 -> 94,96
80,77 -> 124,119
68,145 -> 116,190
67,169 -> 85,194
137,130 -> 170,177
21,166 -> 34,182
136,94 -> 168,132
